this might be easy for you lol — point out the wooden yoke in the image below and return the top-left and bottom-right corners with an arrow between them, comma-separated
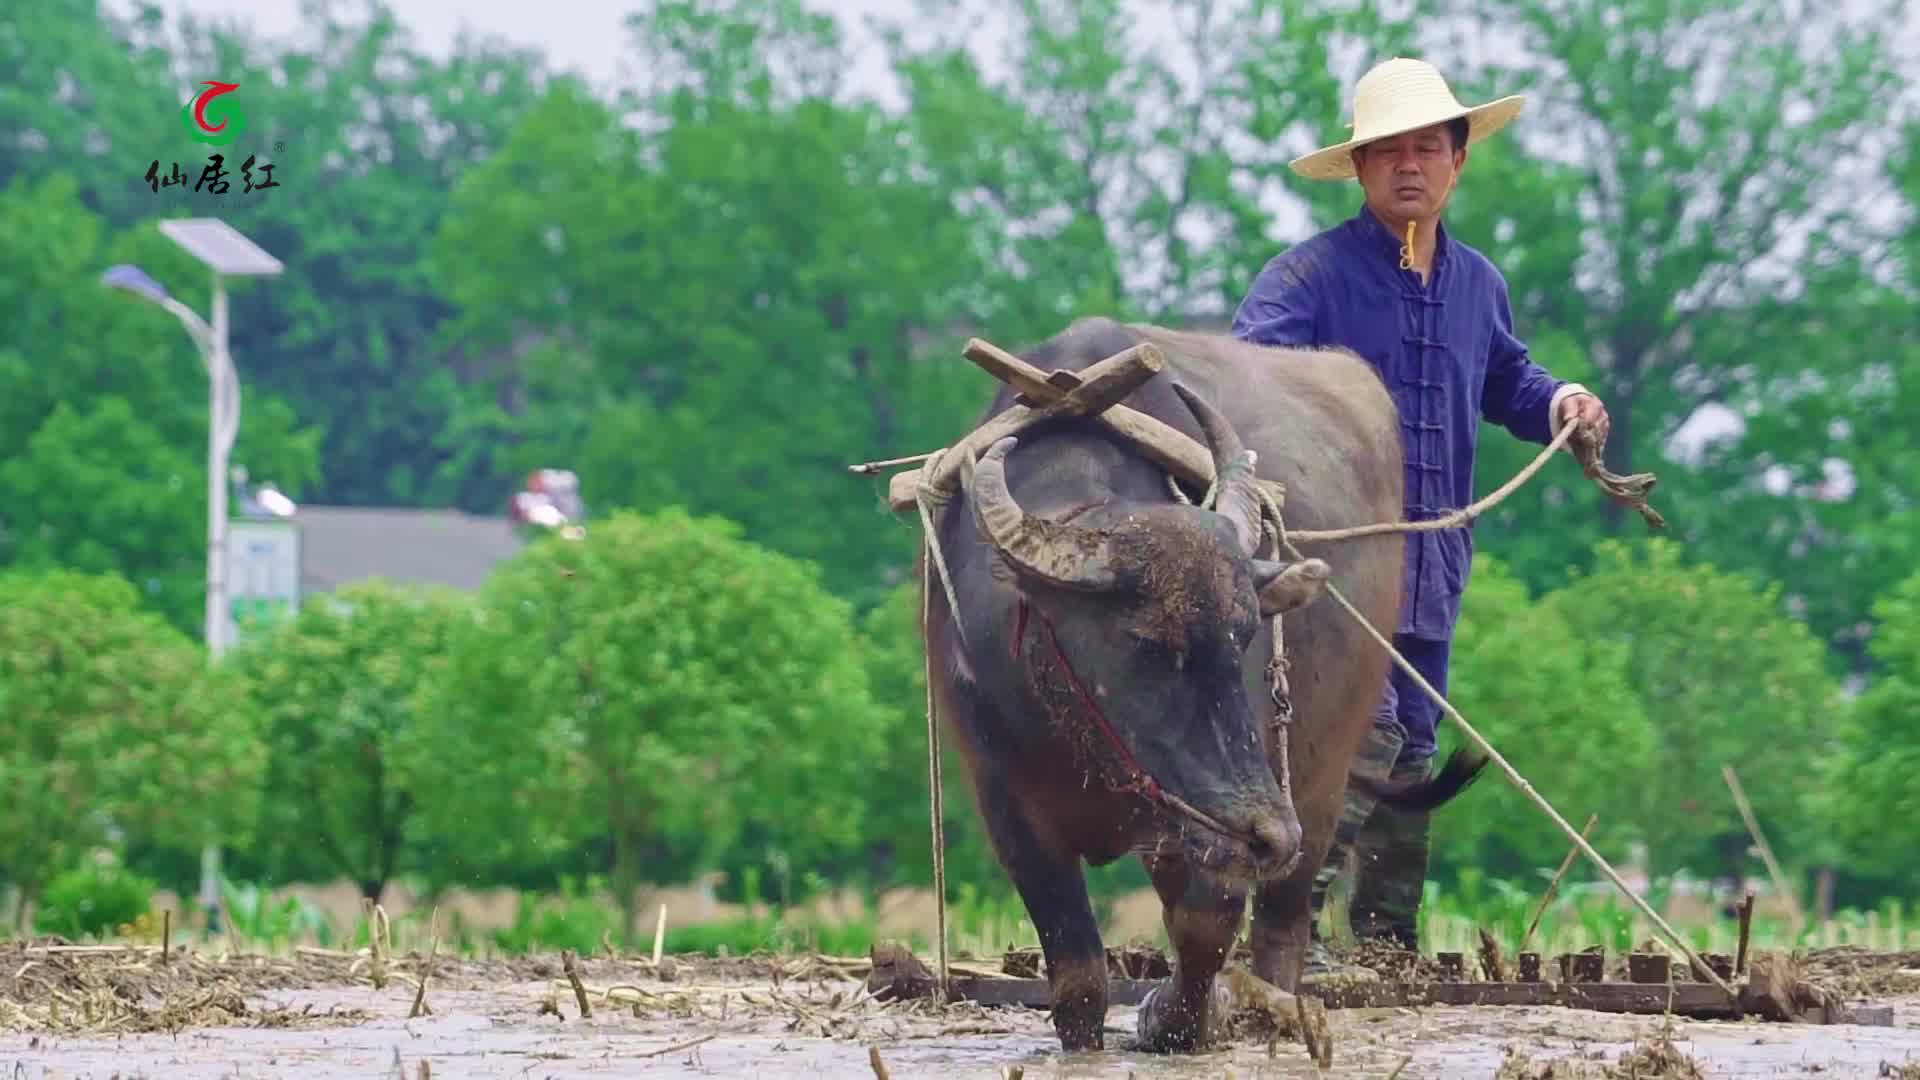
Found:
884,337 -> 1284,513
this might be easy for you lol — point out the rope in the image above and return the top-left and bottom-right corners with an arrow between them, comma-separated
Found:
1276,530 -> 1736,997
912,444 -> 970,1002
1166,420 -> 1712,991
1166,422 -> 1659,546
1289,422 -> 1575,543
1249,428 -> 1728,999
897,418 -> 1682,1006
915,447 -> 970,655
918,526 -> 950,1002
1281,422 -> 1663,543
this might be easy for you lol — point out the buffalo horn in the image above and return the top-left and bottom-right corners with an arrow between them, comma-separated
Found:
1170,382 -> 1266,558
1254,557 -> 1331,617
962,437 -> 1119,592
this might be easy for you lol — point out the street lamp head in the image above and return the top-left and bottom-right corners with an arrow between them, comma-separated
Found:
255,485 -> 297,519
101,263 -> 171,304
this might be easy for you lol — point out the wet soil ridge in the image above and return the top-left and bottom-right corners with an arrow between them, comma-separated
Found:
0,938 -> 1917,1077
0,939 -> 371,1034
2,933 -> 1913,1079
868,937 -> 1901,1028
0,938 -> 1036,1038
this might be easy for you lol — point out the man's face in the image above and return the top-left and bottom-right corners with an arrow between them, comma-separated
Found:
1351,122 -> 1466,221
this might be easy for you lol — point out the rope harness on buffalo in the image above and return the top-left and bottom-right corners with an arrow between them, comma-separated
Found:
869,335 -> 1725,1003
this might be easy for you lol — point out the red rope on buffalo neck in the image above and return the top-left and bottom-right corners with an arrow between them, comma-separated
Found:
1014,597 -> 1251,845
1026,599 -> 1163,804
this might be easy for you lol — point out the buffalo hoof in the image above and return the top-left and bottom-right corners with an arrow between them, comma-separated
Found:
1049,964 -> 1109,1051
1135,979 -> 1232,1053
1054,1015 -> 1105,1053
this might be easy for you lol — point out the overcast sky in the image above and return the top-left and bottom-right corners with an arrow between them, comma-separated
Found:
137,0 -> 995,108
138,0 -> 1920,94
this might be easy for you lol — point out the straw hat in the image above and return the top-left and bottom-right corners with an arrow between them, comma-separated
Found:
1290,57 -> 1525,181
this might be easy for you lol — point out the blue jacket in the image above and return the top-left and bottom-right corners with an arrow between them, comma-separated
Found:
1230,204 -> 1578,641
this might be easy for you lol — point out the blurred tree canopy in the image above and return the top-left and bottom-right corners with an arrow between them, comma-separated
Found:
1541,540 -> 1847,884
408,509 -> 889,939
1820,571 -> 1920,892
223,579 -> 471,904
1432,555 -> 1653,882
0,569 -> 262,925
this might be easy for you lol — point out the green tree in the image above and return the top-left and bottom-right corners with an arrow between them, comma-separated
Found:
1424,0 -> 1905,653
0,569 -> 263,927
0,172 -> 320,633
1540,539 -> 1843,885
1431,555 -> 1653,882
0,398 -> 205,626
0,0 -> 178,225
850,582 -> 1005,893
1430,0 -> 1901,479
157,1 -> 548,509
1818,572 -> 1920,897
883,0 -> 1423,326
223,580 -> 471,902
1680,294 -> 1920,673
429,6 -> 994,605
1696,120 -> 1920,671
409,509 -> 889,938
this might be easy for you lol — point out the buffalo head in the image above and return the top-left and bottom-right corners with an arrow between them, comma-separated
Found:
960,383 -> 1328,882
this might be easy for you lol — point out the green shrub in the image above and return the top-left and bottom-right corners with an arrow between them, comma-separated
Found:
490,875 -> 622,955
219,876 -> 335,947
663,915 -> 877,957
34,860 -> 155,940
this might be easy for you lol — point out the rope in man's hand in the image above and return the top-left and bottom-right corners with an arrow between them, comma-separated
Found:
1286,415 -> 1663,546
1568,421 -> 1665,530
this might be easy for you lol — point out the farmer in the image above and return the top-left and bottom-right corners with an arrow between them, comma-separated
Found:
1230,56 -> 1610,978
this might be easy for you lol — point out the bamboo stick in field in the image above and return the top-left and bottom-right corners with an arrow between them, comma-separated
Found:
1523,814 -> 1598,951
1340,591 -> 1732,991
1736,892 -> 1755,974
1721,764 -> 1806,939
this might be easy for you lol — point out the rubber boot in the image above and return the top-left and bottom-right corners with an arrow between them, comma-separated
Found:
1301,722 -> 1405,982
1348,753 -> 1434,951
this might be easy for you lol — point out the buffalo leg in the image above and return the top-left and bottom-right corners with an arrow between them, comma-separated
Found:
975,780 -> 1108,1050
1136,855 -> 1246,1052
1248,863 -> 1317,992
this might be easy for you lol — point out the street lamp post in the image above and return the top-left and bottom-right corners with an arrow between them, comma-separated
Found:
102,219 -> 282,936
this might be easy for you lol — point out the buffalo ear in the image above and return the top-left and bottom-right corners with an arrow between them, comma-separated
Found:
1253,557 -> 1332,618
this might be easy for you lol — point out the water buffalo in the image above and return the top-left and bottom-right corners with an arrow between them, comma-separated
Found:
917,316 -> 1485,1052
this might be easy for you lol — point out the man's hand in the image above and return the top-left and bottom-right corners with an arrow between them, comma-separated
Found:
1557,392 -> 1610,446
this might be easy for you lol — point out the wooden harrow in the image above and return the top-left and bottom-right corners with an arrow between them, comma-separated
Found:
864,941 -> 1893,1027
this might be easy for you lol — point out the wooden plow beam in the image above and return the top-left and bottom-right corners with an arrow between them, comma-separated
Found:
870,336 -> 1287,514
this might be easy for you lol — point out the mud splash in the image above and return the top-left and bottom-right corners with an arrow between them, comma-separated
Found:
1806,946 -> 1920,1000
1494,1018 -> 1708,1079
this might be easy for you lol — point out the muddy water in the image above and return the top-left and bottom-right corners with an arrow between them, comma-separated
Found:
3,978 -> 1919,1078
